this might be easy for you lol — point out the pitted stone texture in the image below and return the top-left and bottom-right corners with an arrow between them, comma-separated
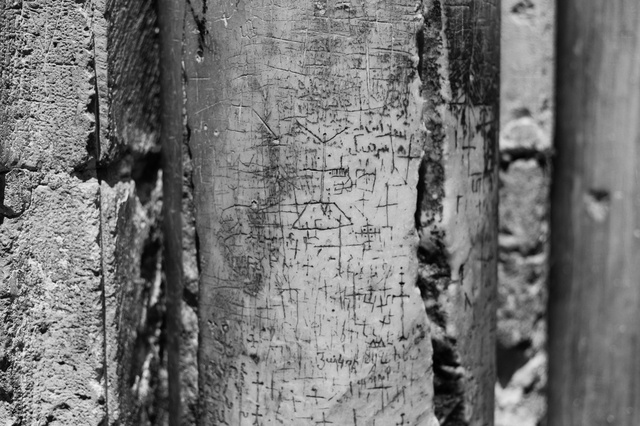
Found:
0,0 -> 96,173
0,175 -> 105,425
0,1 -> 108,423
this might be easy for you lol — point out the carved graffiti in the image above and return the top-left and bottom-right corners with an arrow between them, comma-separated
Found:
185,1 -> 439,425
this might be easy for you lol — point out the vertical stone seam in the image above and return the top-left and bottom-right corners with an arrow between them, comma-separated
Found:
157,0 -> 187,422
181,18 -> 202,422
89,0 -> 109,422
181,14 -> 203,425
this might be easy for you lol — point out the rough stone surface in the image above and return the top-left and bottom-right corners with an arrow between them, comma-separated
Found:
101,179 -> 167,426
0,0 -> 95,173
0,1 -> 106,424
496,0 -> 553,424
0,175 -> 104,425
0,0 -> 182,425
98,1 -> 171,424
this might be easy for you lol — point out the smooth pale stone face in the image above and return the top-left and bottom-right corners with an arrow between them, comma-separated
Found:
184,1 -> 438,425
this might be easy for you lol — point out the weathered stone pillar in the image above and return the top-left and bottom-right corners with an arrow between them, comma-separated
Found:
550,1 -> 640,424
182,0 -> 498,424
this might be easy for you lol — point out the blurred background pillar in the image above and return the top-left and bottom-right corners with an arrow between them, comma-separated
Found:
549,1 -> 640,425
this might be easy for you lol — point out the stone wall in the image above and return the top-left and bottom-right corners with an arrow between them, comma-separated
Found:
496,0 -> 554,425
0,1 -> 173,424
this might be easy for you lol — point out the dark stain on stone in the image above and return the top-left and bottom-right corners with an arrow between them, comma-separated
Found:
511,0 -> 534,14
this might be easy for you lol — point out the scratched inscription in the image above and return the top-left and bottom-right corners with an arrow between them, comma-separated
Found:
185,0 -> 438,425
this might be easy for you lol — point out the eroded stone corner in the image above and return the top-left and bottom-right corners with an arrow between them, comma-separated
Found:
416,0 -> 500,424
415,1 -> 470,425
94,0 -> 173,424
98,0 -> 200,423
